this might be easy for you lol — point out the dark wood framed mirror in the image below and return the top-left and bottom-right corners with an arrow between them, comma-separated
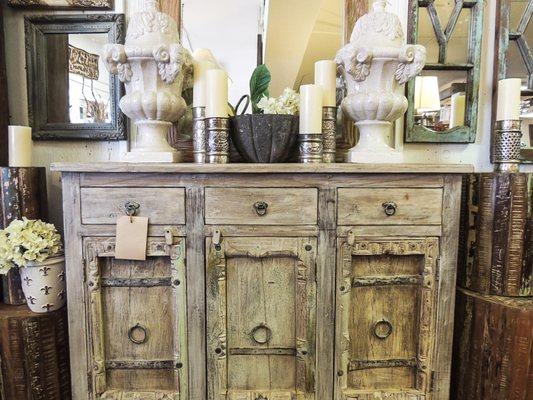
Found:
494,0 -> 533,162
25,14 -> 126,140
405,0 -> 484,143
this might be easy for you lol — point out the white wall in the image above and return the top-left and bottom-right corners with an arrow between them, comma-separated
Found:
2,0 -> 531,229
3,2 -> 129,229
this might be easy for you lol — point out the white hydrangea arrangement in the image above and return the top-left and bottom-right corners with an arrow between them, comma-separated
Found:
0,218 -> 62,274
257,88 -> 300,115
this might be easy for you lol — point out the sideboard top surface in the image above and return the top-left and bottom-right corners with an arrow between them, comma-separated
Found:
51,162 -> 473,174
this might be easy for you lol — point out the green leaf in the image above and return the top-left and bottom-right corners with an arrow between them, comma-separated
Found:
250,64 -> 271,113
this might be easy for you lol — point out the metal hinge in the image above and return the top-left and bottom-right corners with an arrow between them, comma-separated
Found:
82,258 -> 87,283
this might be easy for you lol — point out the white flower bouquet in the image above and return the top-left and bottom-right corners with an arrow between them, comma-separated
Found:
0,218 -> 62,274
257,88 -> 300,115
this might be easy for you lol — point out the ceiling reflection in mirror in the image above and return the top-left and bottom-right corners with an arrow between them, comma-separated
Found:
44,33 -> 111,125
261,0 -> 343,97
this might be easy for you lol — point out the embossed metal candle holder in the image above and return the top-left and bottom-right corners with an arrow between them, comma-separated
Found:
206,117 -> 230,164
322,106 -> 336,163
494,120 -> 522,172
299,134 -> 323,163
192,106 -> 206,163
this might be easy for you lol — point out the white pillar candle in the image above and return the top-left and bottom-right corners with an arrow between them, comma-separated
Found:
299,84 -> 323,134
206,69 -> 228,118
315,60 -> 337,107
449,92 -> 466,128
497,78 -> 522,121
193,60 -> 215,107
8,126 -> 32,167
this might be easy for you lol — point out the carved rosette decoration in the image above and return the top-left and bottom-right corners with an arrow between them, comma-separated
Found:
103,0 -> 193,163
335,0 -> 426,163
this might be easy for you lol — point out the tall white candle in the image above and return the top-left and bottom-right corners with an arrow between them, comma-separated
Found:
193,60 -> 215,107
315,60 -> 337,107
449,92 -> 466,128
8,126 -> 32,167
497,78 -> 522,121
206,69 -> 228,118
299,84 -> 323,134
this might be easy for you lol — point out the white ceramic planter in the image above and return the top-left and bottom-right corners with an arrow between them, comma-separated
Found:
19,255 -> 66,313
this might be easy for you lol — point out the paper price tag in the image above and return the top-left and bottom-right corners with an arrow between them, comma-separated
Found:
115,216 -> 149,260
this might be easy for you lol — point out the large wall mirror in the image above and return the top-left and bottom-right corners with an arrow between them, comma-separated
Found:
494,0 -> 533,162
405,0 -> 484,143
25,14 -> 126,140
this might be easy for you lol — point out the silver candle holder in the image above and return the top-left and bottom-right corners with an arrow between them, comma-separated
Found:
206,117 -> 230,164
192,106 -> 206,163
299,134 -> 323,163
322,106 -> 337,163
494,119 -> 522,172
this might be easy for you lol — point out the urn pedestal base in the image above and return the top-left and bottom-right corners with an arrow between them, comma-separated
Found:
346,120 -> 403,163
122,120 -> 181,163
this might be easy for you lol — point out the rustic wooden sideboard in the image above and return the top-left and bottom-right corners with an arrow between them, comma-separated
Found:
52,163 -> 472,400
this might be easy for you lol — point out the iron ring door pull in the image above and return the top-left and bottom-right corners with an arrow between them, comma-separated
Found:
253,201 -> 269,216
382,201 -> 397,217
373,319 -> 393,339
251,323 -> 272,344
128,323 -> 148,344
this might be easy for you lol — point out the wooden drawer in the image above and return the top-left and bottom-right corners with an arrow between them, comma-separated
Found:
337,188 -> 442,225
80,187 -> 185,225
205,188 -> 318,225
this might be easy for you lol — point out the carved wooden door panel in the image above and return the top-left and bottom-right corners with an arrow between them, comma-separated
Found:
335,235 -> 439,400
206,236 -> 317,400
84,238 -> 188,400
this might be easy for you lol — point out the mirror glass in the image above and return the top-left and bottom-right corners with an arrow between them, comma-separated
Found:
416,1 -> 471,65
413,70 -> 467,131
510,0 -> 529,30
260,0 -> 343,97
44,33 -> 111,124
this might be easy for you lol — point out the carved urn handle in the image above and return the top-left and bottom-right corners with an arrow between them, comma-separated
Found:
253,201 -> 269,216
382,201 -> 397,217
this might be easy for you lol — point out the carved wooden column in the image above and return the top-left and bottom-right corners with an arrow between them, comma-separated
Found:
0,304 -> 71,400
453,173 -> 533,399
0,167 -> 48,305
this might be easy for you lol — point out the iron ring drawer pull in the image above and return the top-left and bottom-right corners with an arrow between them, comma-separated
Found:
124,201 -> 140,222
128,323 -> 148,345
382,201 -> 397,217
251,323 -> 272,344
373,319 -> 393,339
253,201 -> 269,216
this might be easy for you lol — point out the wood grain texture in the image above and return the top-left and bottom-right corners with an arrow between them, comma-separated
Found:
0,304 -> 71,400
0,167 -> 48,304
205,188 -> 318,225
59,168 -> 463,400
51,162 -> 474,174
0,7 -> 8,167
335,238 -> 439,399
338,188 -> 442,226
451,288 -> 533,400
81,187 -> 185,225
458,173 -> 531,296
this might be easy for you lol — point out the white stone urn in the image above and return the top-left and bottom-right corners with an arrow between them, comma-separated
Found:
19,255 -> 66,313
103,0 -> 193,163
336,0 -> 426,163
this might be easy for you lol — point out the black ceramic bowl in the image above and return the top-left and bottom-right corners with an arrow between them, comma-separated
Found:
230,114 -> 299,163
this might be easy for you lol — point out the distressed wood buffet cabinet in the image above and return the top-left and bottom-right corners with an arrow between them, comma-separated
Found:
52,163 -> 472,400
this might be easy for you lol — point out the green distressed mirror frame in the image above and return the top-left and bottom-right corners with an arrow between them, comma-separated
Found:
493,0 -> 533,162
405,0 -> 485,143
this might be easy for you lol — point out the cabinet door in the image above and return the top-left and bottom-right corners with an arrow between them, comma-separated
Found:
84,238 -> 188,400
207,237 -> 317,400
335,236 -> 439,400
